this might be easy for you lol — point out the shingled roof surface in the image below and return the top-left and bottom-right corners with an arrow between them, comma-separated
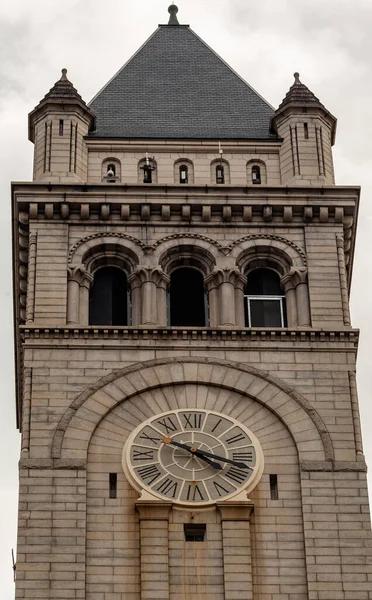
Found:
88,25 -> 277,140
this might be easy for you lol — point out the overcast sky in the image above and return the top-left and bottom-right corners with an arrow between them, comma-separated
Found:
1,0 -> 372,596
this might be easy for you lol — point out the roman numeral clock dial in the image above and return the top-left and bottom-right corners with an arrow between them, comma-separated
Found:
122,410 -> 264,506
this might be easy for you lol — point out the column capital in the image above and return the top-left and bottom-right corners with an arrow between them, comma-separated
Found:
67,265 -> 93,287
205,268 -> 246,289
282,266 -> 308,288
130,266 -> 170,288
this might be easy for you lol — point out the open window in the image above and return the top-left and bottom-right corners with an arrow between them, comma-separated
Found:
244,268 -> 287,327
89,266 -> 129,326
179,164 -> 188,184
139,157 -> 157,184
216,164 -> 225,184
169,267 -> 207,327
252,165 -> 261,184
247,160 -> 266,185
102,158 -> 121,183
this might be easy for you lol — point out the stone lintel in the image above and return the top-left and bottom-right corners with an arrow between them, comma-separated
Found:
19,458 -> 87,470
300,460 -> 367,472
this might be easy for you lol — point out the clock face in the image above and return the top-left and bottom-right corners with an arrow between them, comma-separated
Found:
123,409 -> 264,506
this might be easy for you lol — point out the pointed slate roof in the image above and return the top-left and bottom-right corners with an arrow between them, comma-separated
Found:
88,12 -> 277,141
278,72 -> 323,110
28,69 -> 95,142
272,72 -> 337,144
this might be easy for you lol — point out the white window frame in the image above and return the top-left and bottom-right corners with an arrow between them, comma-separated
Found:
245,295 -> 286,327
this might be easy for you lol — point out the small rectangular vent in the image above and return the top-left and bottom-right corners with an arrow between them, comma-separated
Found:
109,473 -> 117,499
184,524 -> 206,542
270,474 -> 279,500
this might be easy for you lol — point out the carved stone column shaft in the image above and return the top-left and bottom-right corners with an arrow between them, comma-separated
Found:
133,267 -> 170,327
206,269 -> 246,327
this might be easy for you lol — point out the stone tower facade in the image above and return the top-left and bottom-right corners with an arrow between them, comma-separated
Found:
12,6 -> 372,600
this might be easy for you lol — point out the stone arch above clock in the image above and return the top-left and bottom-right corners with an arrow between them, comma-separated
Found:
52,357 -> 334,463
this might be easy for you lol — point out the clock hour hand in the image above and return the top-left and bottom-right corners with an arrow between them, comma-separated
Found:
163,438 -> 222,470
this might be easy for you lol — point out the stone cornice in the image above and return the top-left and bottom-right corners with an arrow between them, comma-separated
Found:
20,325 -> 359,349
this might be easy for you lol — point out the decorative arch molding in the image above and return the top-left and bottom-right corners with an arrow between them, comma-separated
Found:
52,357 -> 334,463
227,234 -> 307,267
68,232 -> 146,266
152,233 -> 225,253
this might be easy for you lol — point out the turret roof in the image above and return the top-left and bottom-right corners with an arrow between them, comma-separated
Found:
278,72 -> 323,110
88,5 -> 277,141
28,69 -> 95,142
41,68 -> 86,103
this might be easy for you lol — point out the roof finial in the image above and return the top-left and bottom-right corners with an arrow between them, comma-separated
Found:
294,72 -> 301,85
168,4 -> 179,25
60,68 -> 68,81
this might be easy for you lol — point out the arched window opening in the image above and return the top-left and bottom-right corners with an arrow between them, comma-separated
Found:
169,268 -> 207,327
89,267 -> 128,326
179,164 -> 188,184
244,268 -> 287,327
102,159 -> 121,183
216,164 -> 225,184
140,156 -> 157,184
252,165 -> 261,185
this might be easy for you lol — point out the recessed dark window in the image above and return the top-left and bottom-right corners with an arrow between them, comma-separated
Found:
179,165 -> 188,184
59,119 -> 64,136
216,165 -> 225,184
170,268 -> 207,327
89,267 -> 128,326
184,524 -> 206,542
143,164 -> 153,183
109,473 -> 117,499
304,123 -> 309,140
244,268 -> 287,328
270,474 -> 279,500
252,165 -> 261,184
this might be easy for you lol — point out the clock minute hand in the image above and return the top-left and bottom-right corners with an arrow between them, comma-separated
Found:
163,438 -> 222,470
194,448 -> 251,470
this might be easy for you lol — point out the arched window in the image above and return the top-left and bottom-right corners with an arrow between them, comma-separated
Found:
102,159 -> 121,183
247,160 -> 266,185
244,268 -> 287,327
89,267 -> 128,326
252,165 -> 261,185
216,164 -> 225,184
179,164 -> 188,184
139,157 -> 157,184
169,268 -> 207,326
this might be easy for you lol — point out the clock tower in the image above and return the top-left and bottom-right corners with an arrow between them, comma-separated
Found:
12,5 -> 372,600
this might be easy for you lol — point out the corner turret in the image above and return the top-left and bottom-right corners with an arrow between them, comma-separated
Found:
28,69 -> 95,182
271,73 -> 337,185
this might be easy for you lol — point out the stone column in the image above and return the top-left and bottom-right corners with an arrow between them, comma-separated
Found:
207,269 -> 246,327
128,273 -> 142,326
136,501 -> 172,600
234,272 -> 247,328
292,267 -> 311,327
67,265 -> 91,325
205,273 -> 219,327
217,502 -> 254,600
79,272 -> 93,326
281,272 -> 298,328
135,267 -> 170,326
